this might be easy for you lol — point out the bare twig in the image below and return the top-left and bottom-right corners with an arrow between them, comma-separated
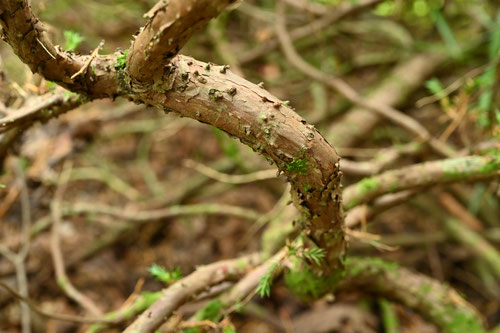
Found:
64,201 -> 262,222
439,192 -> 484,231
71,40 -> 104,80
0,160 -> 32,333
0,92 -> 83,134
282,0 -> 327,15
50,162 -> 103,316
416,65 -> 489,108
0,281 -> 112,324
184,159 -> 277,184
239,0 -> 384,64
345,190 -> 418,228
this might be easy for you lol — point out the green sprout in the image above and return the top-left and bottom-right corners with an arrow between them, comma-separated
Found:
148,264 -> 182,284
257,262 -> 278,298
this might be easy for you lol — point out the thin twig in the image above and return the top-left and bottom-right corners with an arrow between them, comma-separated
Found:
36,37 -> 56,59
0,160 -> 33,333
183,159 -> 278,184
239,0 -> 384,64
274,0 -> 455,158
0,281 -> 113,324
71,40 -> 104,80
50,162 -> 103,316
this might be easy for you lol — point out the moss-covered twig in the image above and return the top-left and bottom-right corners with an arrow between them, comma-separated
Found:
445,218 -> 500,280
187,248 -> 289,324
123,253 -> 261,333
339,257 -> 485,333
85,291 -> 162,333
343,153 -> 500,210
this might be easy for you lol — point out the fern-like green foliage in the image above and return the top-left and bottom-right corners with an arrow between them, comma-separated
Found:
257,262 -> 278,298
148,264 -> 182,284
303,247 -> 326,266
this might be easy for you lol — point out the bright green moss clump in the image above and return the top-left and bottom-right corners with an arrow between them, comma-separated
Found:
115,49 -> 129,70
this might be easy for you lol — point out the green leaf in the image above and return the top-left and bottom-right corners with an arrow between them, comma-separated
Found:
64,30 -> 85,51
148,264 -> 182,284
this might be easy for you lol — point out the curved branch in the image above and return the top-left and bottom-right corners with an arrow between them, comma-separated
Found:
124,54 -> 345,269
1,0 -> 346,269
0,1 -> 119,98
339,257 -> 485,333
343,154 -> 500,210
1,0 -> 345,285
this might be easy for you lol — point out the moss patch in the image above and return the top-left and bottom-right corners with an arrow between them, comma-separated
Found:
356,177 -> 380,195
284,258 -> 344,300
285,157 -> 309,174
344,257 -> 399,278
115,49 -> 129,70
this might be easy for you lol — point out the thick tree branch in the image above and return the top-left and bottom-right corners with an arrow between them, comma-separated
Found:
124,54 -> 345,269
127,0 -> 237,83
0,1 -> 119,98
0,0 -> 346,271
